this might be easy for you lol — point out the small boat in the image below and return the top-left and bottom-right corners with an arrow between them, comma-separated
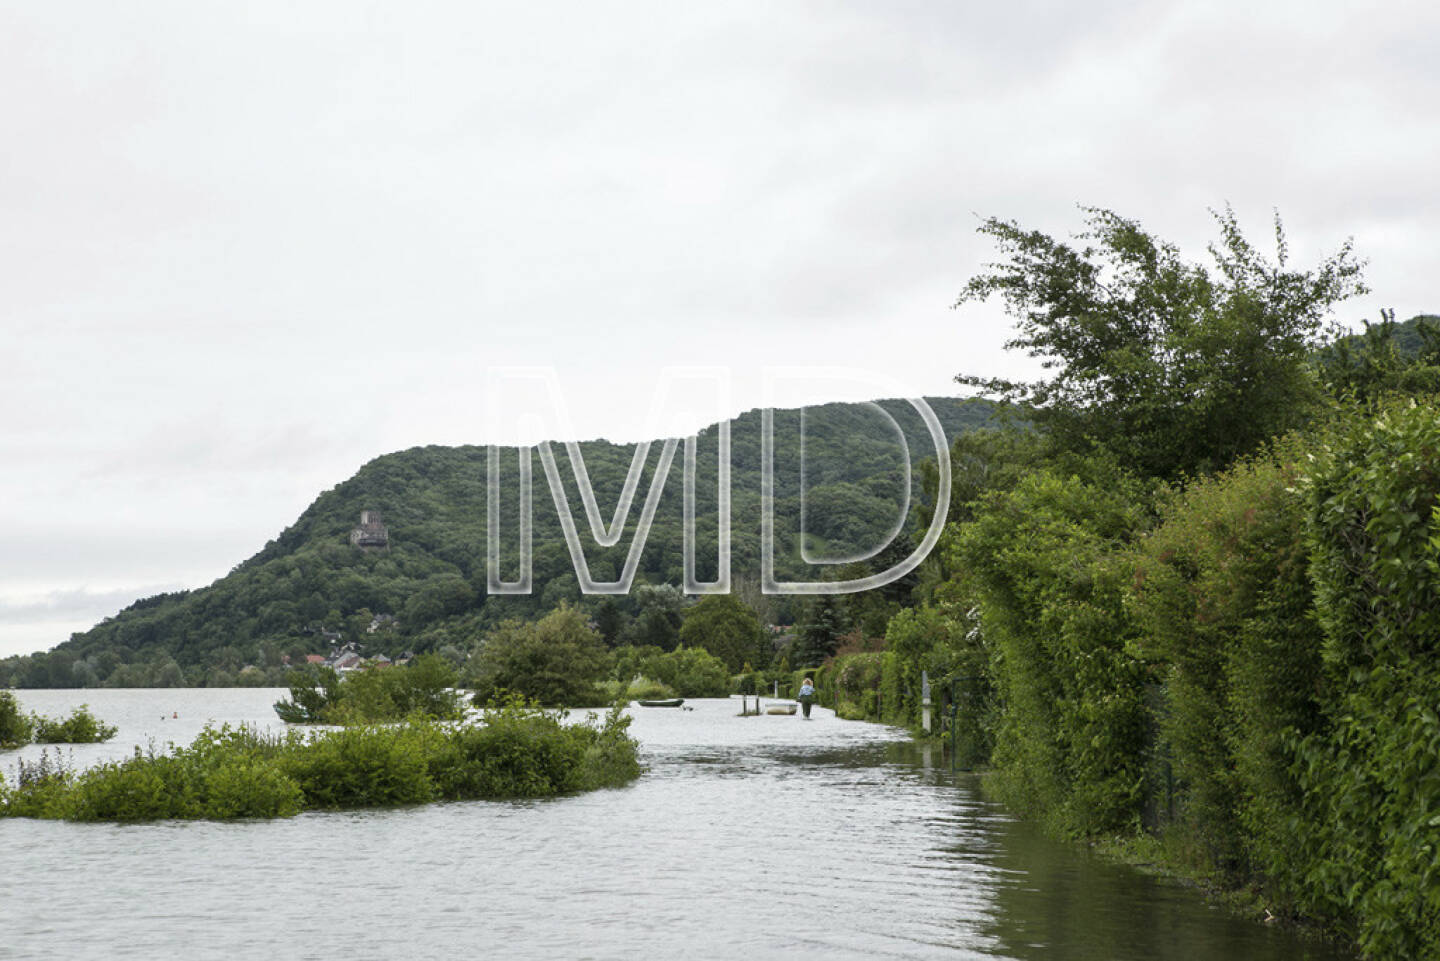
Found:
636,698 -> 685,708
766,704 -> 798,715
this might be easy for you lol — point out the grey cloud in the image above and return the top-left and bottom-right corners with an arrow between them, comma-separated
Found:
0,0 -> 1434,664
0,585 -> 184,623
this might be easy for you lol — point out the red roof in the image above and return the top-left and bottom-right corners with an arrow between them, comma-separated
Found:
305,654 -> 327,664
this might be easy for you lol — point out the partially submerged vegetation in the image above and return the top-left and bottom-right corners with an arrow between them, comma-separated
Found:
1,700 -> 640,821
1,692 -> 117,749
274,653 -> 466,724
2,205 -> 1435,954
768,213 -> 1439,958
467,605 -> 733,707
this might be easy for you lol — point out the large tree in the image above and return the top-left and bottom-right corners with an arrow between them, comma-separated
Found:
791,594 -> 847,668
677,594 -> 769,673
468,604 -> 609,706
955,206 -> 1367,479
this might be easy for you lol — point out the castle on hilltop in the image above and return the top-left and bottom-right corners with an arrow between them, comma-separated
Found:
349,510 -> 389,549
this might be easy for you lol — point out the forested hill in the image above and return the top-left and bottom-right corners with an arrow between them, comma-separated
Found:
2,397 -> 993,687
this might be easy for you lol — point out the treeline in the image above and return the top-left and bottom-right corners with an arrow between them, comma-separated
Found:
0,396 -> 991,689
797,209 -> 1439,959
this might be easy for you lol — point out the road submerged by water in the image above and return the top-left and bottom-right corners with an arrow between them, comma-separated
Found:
1,689 -> 1353,961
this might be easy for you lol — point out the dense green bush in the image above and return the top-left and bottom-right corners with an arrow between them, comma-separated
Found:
606,677 -> 676,701
1128,443 -> 1327,898
882,604 -> 992,742
1291,401 -> 1440,957
0,691 -> 33,748
943,403 -> 1440,955
952,466 -> 1154,835
275,654 -> 466,724
1,701 -> 641,822
1,750 -> 76,818
281,723 -> 438,808
31,705 -> 119,744
469,605 -> 611,707
1,696 -> 117,748
613,645 -> 729,698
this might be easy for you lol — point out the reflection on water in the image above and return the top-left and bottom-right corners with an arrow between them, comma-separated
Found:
0,690 -> 1352,961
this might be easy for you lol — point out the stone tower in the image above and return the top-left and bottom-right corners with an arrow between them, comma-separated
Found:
350,510 -> 389,549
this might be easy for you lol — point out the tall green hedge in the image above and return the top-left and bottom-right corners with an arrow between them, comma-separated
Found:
1293,402 -> 1440,957
1129,442 -> 1327,901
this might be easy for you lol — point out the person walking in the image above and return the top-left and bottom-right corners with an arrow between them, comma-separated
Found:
798,677 -> 816,719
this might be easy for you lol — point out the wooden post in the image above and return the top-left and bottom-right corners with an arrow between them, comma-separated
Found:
921,670 -> 932,733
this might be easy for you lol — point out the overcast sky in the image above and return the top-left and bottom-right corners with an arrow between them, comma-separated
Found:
2,1 -> 1436,658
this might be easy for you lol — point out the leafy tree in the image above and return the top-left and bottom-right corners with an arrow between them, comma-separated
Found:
274,654 -> 465,724
0,691 -> 34,747
791,594 -> 847,668
677,594 -> 768,673
620,585 -> 687,650
468,604 -> 610,707
955,206 -> 1367,479
611,645 -> 730,698
1315,310 -> 1440,403
592,598 -> 627,647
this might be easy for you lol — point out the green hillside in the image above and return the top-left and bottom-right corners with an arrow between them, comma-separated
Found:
1,397 -> 992,687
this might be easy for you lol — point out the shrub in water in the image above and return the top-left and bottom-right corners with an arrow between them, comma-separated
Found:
3,706 -> 641,821
275,656 -> 466,724
280,724 -> 439,809
31,705 -> 118,744
64,754 -> 199,821
1,750 -> 73,818
0,691 -> 33,748
202,758 -> 304,819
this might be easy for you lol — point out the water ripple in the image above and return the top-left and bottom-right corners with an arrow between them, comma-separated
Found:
0,691 -> 1353,961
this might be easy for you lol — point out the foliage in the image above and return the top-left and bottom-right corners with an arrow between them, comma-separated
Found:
612,645 -> 730,698
1291,400 -> 1440,957
883,603 -> 994,760
1316,311 -> 1440,403
0,691 -> 34,748
468,604 -> 611,707
0,398 -> 992,689
30,705 -> 119,744
676,594 -> 769,673
955,206 -> 1366,479
273,655 -> 466,724
618,584 -> 687,650
604,676 -> 676,701
1127,440 -> 1326,897
2,695 -> 118,748
951,464 -> 1155,835
1,701 -> 641,821
791,594 -> 847,668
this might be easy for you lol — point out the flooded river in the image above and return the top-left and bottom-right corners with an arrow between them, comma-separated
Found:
0,689 -> 1352,960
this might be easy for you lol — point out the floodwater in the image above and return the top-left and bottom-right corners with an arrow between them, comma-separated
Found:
1,689 -> 1353,961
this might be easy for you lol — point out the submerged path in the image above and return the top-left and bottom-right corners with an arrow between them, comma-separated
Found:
2,689 -> 1351,960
